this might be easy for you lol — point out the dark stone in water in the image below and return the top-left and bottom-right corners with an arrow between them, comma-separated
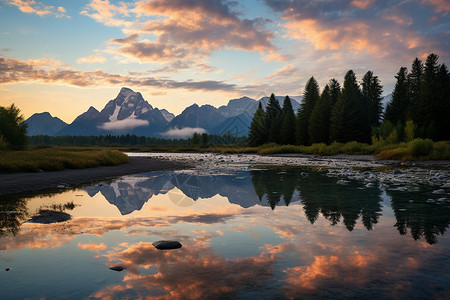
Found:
5,268 -> 10,271
152,240 -> 182,250
27,210 -> 71,224
109,266 -> 125,271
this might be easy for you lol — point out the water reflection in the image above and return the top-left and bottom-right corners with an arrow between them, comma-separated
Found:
0,168 -> 449,299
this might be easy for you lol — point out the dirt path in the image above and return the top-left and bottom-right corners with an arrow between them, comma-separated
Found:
0,157 -> 191,197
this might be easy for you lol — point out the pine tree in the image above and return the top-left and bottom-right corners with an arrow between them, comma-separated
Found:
248,102 -> 266,146
362,71 -> 383,127
279,96 -> 296,145
416,53 -> 440,139
329,78 -> 341,106
407,58 -> 424,121
309,85 -> 332,144
436,63 -> 450,140
265,93 -> 282,143
296,76 -> 319,145
330,70 -> 369,143
384,67 -> 409,124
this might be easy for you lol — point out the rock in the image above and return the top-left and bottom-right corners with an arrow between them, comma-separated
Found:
152,240 -> 182,250
392,169 -> 403,175
426,199 -> 436,204
5,268 -> 10,271
432,189 -> 447,195
337,180 -> 349,185
27,210 -> 71,224
109,266 -> 125,272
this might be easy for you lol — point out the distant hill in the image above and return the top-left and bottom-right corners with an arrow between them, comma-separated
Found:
25,112 -> 67,136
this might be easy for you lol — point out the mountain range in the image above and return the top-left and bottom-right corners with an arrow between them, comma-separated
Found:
25,87 -> 391,138
25,87 -> 302,138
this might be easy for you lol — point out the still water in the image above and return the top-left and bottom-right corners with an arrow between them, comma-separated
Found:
1,167 -> 449,299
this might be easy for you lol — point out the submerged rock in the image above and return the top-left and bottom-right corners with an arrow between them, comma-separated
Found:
27,210 -> 71,224
152,240 -> 182,250
432,189 -> 447,195
109,266 -> 126,272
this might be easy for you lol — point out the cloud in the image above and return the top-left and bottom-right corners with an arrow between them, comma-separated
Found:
82,0 -> 277,64
0,56 -> 242,92
98,118 -> 149,131
78,242 -> 107,252
264,0 -> 449,60
421,0 -> 450,13
6,0 -> 68,17
266,64 -> 298,79
161,127 -> 207,139
77,55 -> 107,64
92,241 -> 275,299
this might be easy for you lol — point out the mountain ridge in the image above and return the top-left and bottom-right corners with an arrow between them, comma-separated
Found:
25,87 -> 391,138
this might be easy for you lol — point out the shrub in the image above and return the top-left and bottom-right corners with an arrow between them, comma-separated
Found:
408,138 -> 433,157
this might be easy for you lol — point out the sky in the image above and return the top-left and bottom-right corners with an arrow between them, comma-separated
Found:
0,0 -> 449,123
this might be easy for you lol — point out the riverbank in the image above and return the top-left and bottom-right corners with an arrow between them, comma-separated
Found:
0,157 -> 191,197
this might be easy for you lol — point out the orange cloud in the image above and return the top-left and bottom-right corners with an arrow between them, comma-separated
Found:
6,0 -> 68,17
350,0 -> 375,9
82,0 -> 276,64
78,242 -> 108,252
77,55 -> 107,64
93,241 -> 276,299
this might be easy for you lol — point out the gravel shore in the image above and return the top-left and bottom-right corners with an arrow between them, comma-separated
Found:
0,157 -> 191,197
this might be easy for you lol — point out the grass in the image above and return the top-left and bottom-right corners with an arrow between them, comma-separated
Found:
0,147 -> 130,173
255,139 -> 450,161
115,139 -> 450,161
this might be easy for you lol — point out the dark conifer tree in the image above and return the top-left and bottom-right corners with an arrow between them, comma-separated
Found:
361,71 -> 383,127
330,70 -> 369,143
329,78 -> 341,106
416,53 -> 440,139
309,85 -> 332,144
384,67 -> 409,124
296,76 -> 319,145
407,58 -> 424,121
436,63 -> 450,140
248,102 -> 266,146
280,96 -> 296,145
265,93 -> 282,143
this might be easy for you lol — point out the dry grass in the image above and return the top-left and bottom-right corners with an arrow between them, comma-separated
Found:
0,147 -> 129,172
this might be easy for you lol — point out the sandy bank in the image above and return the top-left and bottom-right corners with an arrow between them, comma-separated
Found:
0,157 -> 191,197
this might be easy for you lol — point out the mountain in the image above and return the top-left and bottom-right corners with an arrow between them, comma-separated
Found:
160,109 -> 175,122
165,104 -> 227,134
25,112 -> 67,136
29,87 -> 302,138
57,87 -> 169,136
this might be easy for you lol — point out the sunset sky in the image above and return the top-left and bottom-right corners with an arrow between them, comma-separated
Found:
1,0 -> 449,123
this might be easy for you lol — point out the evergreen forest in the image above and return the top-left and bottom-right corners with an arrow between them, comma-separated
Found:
248,53 -> 450,147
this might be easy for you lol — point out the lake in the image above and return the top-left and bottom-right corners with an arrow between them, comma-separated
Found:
1,153 -> 449,299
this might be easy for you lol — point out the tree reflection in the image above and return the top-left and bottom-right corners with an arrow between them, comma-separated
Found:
387,189 -> 450,244
0,196 -> 28,237
251,168 -> 383,231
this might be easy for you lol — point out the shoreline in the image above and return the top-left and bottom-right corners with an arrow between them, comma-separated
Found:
0,157 -> 192,197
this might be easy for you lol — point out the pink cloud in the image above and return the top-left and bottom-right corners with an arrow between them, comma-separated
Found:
83,0 -> 277,64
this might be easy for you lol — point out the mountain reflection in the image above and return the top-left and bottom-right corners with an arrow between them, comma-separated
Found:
1,168 -> 449,245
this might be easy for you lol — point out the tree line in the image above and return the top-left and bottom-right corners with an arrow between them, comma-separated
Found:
248,53 -> 449,146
